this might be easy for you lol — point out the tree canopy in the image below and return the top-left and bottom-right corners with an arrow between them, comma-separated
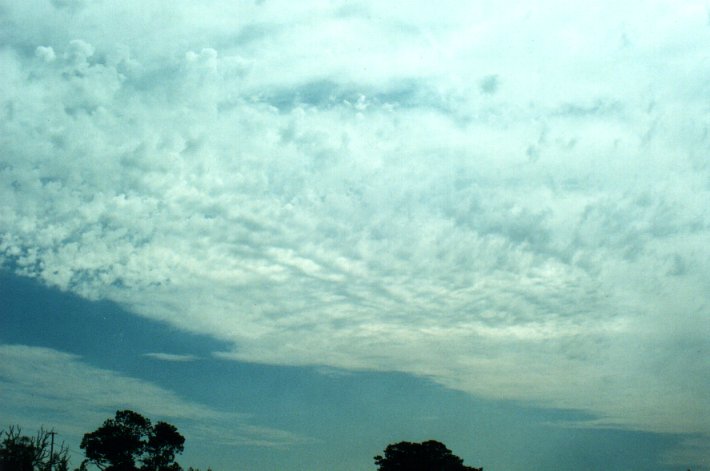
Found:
374,440 -> 482,471
6,414 -> 487,471
79,410 -> 184,471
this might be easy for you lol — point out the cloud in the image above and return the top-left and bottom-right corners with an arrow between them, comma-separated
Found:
0,1 -> 708,461
35,46 -> 56,63
0,344 -> 217,425
0,344 -> 311,449
143,352 -> 200,362
479,75 -> 499,95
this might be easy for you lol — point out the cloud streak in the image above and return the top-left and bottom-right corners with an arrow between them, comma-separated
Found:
1,1 -> 708,460
143,352 -> 200,362
0,344 -> 310,449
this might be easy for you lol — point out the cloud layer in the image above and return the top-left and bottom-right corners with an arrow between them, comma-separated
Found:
1,0 -> 708,451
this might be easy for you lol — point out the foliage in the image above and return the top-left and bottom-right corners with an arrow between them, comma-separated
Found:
79,410 -> 184,471
374,440 -> 482,471
0,425 -> 70,471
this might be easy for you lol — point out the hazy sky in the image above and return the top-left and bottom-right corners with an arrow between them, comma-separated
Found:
1,1 -> 709,470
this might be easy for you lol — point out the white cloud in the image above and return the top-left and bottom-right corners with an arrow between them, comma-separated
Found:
0,344 -> 217,424
35,46 -> 56,62
1,1 -> 708,460
143,352 -> 200,362
0,344 -> 311,451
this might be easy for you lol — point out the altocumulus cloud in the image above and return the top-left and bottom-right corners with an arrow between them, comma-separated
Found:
1,0 -> 709,463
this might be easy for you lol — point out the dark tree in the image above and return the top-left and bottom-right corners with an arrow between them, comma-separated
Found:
0,425 -> 70,471
79,410 -> 184,471
374,440 -> 482,471
142,423 -> 184,471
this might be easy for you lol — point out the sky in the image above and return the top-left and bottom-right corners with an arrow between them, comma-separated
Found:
0,0 -> 709,470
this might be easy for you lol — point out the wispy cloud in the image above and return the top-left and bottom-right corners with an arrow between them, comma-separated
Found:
0,344 -> 311,448
0,2 -> 708,462
143,352 -> 200,362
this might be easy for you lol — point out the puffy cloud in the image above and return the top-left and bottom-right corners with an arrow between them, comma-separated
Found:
0,1 -> 708,460
35,46 -> 56,62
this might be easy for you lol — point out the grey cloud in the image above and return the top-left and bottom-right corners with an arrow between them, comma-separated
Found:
51,0 -> 86,11
554,99 -> 624,118
231,23 -> 278,46
479,74 -> 499,95
257,79 -> 459,116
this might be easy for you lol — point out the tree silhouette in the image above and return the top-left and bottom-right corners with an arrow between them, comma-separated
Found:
142,422 -> 184,471
0,425 -> 70,471
374,440 -> 482,471
79,410 -> 184,471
